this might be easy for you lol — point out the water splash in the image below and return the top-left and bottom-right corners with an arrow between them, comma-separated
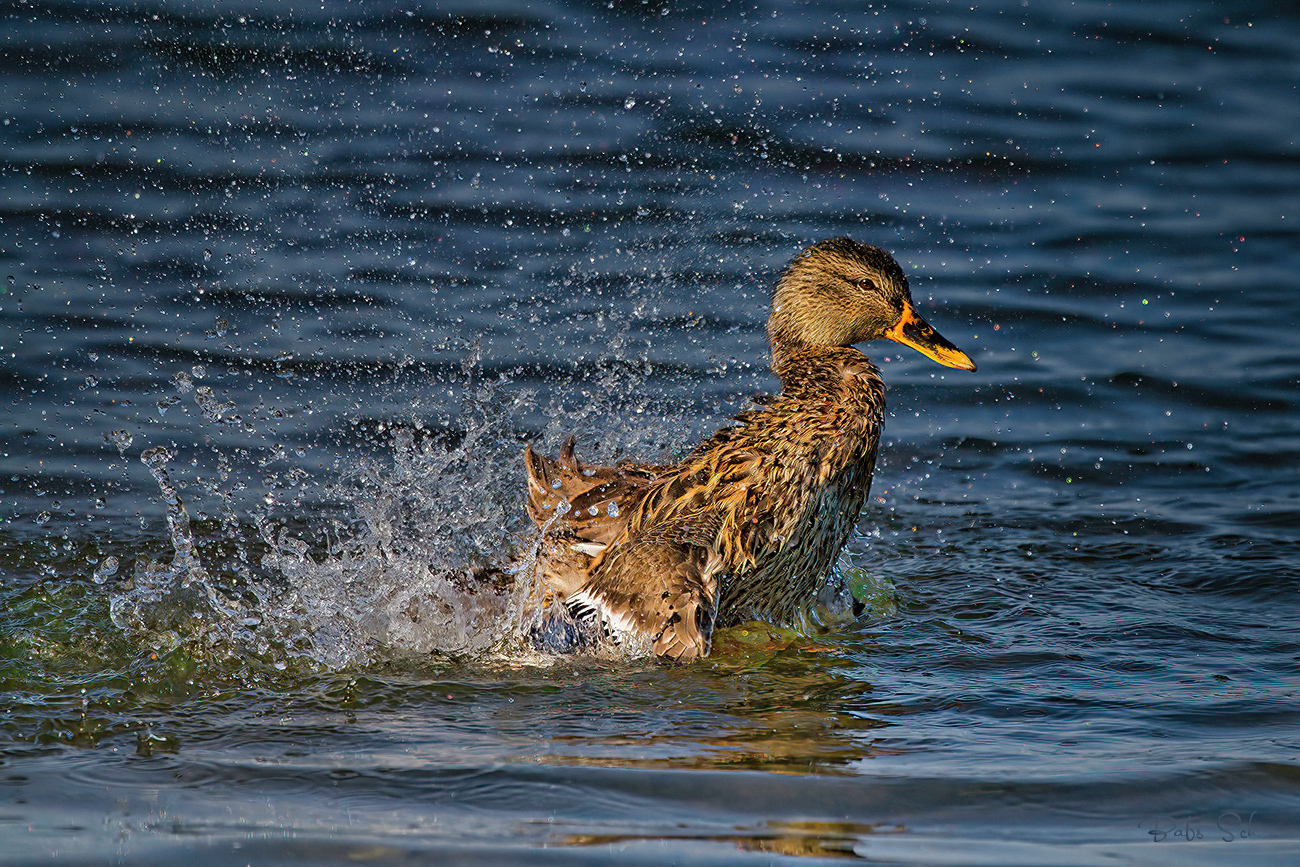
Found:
104,329 -> 683,670
108,446 -> 249,654
107,379 -> 540,668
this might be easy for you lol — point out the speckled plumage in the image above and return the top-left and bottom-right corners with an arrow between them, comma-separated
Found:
524,238 -> 975,660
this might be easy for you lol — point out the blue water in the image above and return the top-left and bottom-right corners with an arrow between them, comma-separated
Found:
2,1 -> 1299,864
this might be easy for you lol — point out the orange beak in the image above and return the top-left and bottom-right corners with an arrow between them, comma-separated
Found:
884,302 -> 977,371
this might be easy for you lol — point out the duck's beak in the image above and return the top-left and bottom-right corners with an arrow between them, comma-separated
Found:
885,302 -> 977,371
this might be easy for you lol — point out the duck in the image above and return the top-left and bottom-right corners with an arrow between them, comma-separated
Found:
522,238 -> 976,661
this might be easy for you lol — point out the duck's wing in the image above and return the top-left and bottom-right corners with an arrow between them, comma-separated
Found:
533,533 -> 594,599
571,539 -> 721,661
629,443 -> 776,569
524,436 -> 669,546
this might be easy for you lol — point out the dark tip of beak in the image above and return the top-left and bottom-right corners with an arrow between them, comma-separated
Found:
885,306 -> 977,372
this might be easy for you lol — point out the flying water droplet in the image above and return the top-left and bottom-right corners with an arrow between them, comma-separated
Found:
92,555 -> 120,584
106,429 -> 134,455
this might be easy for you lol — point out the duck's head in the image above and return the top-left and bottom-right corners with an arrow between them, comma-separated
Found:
767,237 -> 976,372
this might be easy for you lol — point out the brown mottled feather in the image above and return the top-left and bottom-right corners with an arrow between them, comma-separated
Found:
522,237 -> 974,660
524,435 -> 669,547
572,540 -> 720,661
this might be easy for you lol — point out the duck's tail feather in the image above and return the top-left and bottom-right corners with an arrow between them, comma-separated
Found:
523,438 -> 666,545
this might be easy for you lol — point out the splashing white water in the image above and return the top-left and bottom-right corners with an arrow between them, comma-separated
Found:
108,375 -> 545,668
105,332 -> 690,669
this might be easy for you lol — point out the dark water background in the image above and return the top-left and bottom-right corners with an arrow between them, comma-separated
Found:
3,0 -> 1299,864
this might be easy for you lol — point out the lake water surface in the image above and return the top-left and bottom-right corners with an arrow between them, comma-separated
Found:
3,1 -> 1299,864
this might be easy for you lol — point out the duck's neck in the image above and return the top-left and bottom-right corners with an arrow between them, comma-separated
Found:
768,334 -> 805,372
769,335 -> 850,374
769,337 -> 876,384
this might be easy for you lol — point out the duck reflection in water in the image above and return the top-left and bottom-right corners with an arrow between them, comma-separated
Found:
523,238 -> 976,660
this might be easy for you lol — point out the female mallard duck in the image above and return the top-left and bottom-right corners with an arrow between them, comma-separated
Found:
523,238 -> 975,660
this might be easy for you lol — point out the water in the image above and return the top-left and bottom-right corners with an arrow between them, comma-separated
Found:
3,0 -> 1299,863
